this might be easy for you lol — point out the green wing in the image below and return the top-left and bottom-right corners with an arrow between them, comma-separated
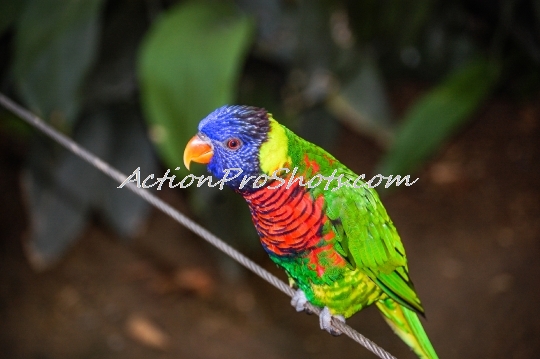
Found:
283,126 -> 424,315
324,170 -> 424,315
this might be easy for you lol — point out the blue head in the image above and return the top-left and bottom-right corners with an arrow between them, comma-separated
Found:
184,105 -> 270,190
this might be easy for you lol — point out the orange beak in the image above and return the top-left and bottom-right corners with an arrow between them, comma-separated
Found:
183,135 -> 214,170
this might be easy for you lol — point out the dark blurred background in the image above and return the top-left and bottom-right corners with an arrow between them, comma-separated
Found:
0,0 -> 539,358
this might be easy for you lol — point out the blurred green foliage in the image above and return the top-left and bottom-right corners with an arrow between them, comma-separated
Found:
379,57 -> 500,176
13,0 -> 104,126
139,1 -> 254,173
0,0 -> 538,268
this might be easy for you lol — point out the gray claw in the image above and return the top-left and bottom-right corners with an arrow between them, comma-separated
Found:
291,289 -> 308,312
319,307 -> 345,336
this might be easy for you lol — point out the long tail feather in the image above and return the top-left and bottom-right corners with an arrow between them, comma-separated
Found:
376,298 -> 438,359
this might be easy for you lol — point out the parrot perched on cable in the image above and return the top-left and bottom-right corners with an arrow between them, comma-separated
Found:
183,106 -> 438,359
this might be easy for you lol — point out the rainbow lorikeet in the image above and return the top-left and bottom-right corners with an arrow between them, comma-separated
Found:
183,106 -> 438,359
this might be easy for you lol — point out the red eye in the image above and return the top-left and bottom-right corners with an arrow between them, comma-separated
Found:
227,138 -> 241,150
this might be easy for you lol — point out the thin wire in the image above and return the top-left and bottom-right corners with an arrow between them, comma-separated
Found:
0,93 -> 397,359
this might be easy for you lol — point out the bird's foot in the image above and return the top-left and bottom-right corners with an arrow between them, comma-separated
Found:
319,307 -> 345,336
291,289 -> 308,312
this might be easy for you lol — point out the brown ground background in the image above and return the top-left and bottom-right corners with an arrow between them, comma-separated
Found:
1,86 -> 539,359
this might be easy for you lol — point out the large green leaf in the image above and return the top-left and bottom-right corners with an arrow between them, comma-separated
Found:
12,0 -> 104,126
138,1 -> 254,171
378,58 -> 499,176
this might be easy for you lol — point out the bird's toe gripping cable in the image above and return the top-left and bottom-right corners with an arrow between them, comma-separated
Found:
320,307 -> 346,336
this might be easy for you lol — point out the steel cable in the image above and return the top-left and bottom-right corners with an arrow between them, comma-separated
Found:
0,93 -> 397,359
